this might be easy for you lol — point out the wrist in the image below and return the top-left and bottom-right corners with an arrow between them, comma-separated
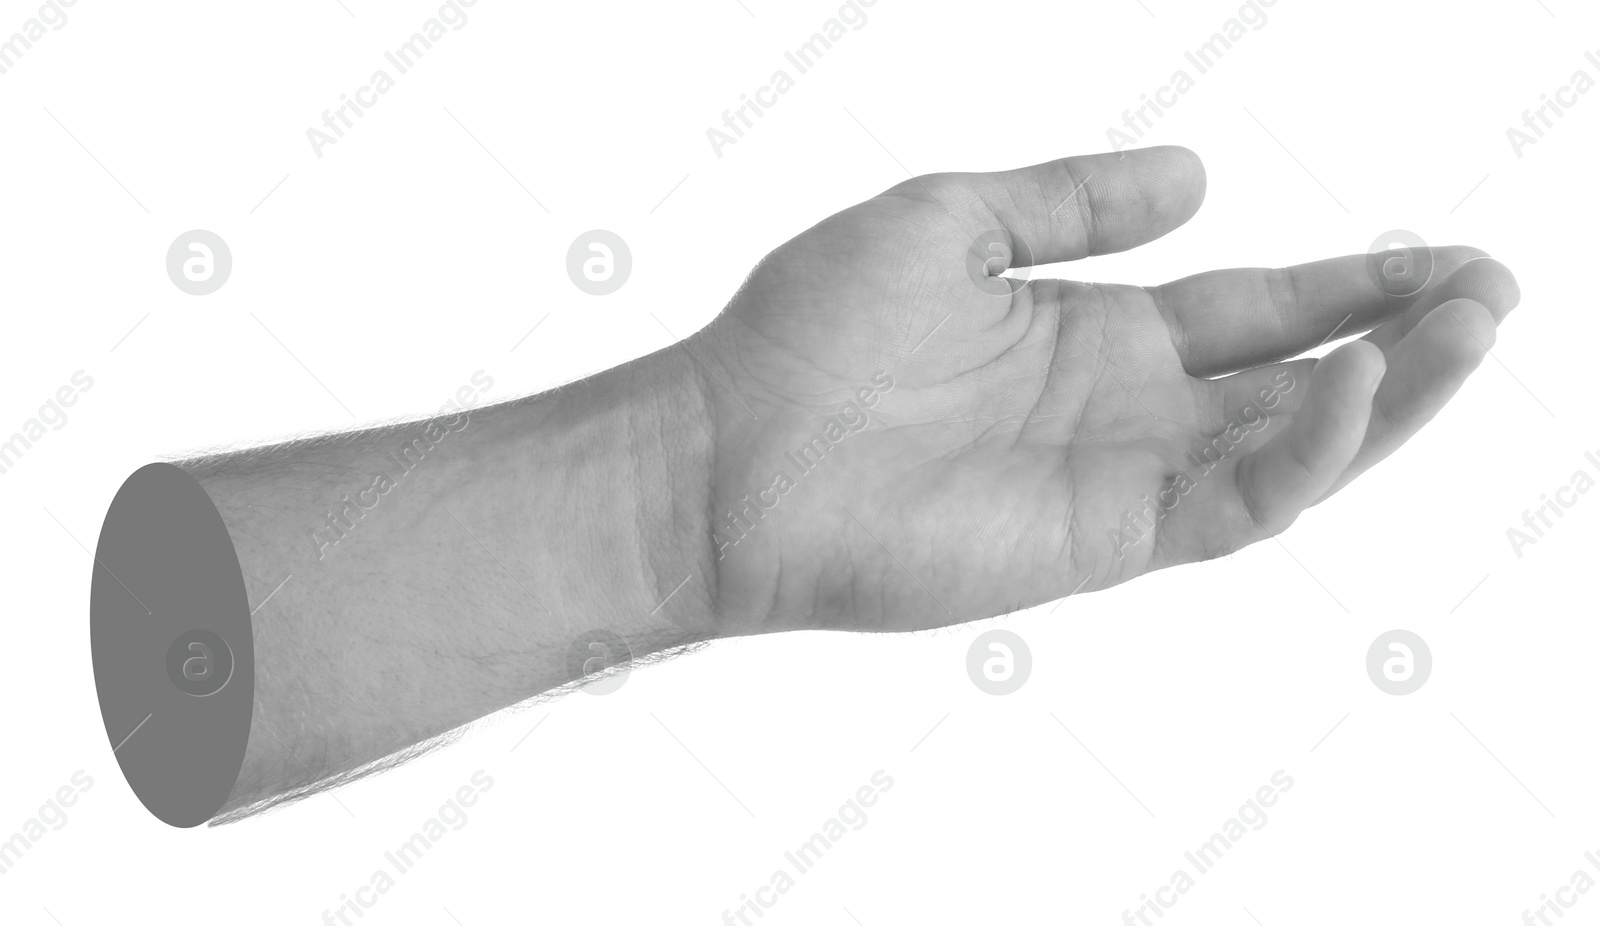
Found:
513,342 -> 724,653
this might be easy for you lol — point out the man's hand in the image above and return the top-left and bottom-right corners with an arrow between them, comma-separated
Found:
688,146 -> 1519,635
174,145 -> 1517,821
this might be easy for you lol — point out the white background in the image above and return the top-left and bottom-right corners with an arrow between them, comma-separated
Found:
2,0 -> 1597,923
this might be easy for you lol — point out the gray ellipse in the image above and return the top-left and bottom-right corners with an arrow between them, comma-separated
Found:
1365,229 -> 1434,299
92,462 -> 253,827
965,229 -> 1032,297
565,230 -> 631,296
566,629 -> 632,696
165,229 -> 232,296
966,629 -> 1032,695
1365,629 -> 1431,696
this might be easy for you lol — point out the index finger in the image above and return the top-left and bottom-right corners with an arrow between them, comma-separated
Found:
1150,246 -> 1491,379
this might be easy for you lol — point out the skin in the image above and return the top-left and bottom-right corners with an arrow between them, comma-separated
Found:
692,145 -> 1516,632
192,146 -> 1518,819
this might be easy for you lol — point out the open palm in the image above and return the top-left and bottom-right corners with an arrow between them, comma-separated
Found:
692,147 -> 1518,633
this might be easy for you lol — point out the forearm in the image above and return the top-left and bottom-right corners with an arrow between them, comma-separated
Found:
191,347 -> 718,817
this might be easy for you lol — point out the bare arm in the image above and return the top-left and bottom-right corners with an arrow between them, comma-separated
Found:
192,349 -> 717,820
94,146 -> 1518,825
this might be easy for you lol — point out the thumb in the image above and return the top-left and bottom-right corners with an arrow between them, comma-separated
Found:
941,146 -> 1206,270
